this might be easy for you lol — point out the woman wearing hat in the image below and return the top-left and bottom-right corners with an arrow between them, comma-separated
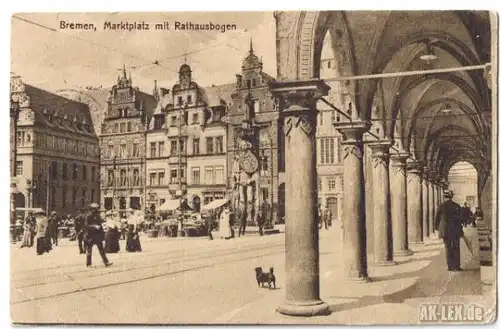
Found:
126,209 -> 142,252
34,210 -> 51,255
104,210 -> 120,253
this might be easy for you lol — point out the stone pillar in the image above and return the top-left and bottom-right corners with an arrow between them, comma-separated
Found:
407,160 -> 424,245
334,121 -> 371,280
368,140 -> 394,265
421,169 -> 430,239
272,80 -> 330,317
389,152 -> 413,256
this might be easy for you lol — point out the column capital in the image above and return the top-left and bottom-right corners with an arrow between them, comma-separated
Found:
366,139 -> 392,157
333,121 -> 371,142
270,79 -> 330,114
407,159 -> 423,174
389,151 -> 410,168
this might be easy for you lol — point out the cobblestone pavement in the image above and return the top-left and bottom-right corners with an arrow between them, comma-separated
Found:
10,222 -> 493,324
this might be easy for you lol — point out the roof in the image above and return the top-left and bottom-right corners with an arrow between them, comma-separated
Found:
24,84 -> 96,136
200,83 -> 235,107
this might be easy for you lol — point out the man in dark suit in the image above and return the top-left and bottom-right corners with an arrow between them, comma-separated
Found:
74,209 -> 86,254
435,190 -> 463,271
84,203 -> 112,268
48,211 -> 59,246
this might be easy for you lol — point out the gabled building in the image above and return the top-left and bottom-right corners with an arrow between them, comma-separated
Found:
227,42 -> 283,224
99,68 -> 156,216
10,75 -> 100,215
146,64 -> 232,213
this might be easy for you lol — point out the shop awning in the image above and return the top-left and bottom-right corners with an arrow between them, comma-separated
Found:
203,198 -> 229,211
159,199 -> 181,212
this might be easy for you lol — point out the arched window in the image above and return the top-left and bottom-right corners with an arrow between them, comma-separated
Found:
133,139 -> 140,157
108,141 -> 114,158
120,140 -> 127,158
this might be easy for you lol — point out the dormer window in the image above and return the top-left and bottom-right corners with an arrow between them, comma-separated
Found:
171,115 -> 177,127
192,113 -> 199,124
177,96 -> 183,106
187,95 -> 192,104
247,80 -> 251,89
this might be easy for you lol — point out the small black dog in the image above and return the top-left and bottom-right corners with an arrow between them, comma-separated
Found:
255,267 -> 276,289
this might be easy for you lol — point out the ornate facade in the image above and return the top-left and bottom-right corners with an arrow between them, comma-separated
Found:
146,64 -> 231,212
99,69 -> 156,215
10,75 -> 100,215
227,42 -> 283,224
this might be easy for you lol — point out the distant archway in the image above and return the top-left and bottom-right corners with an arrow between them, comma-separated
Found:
447,161 -> 478,209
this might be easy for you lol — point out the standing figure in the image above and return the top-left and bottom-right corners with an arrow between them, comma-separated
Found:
207,211 -> 215,240
219,206 -> 232,239
104,211 -> 120,253
435,190 -> 463,271
461,202 -> 473,227
238,208 -> 247,237
473,207 -> 483,227
34,210 -> 50,255
85,203 -> 112,267
74,209 -> 86,254
48,211 -> 59,247
125,209 -> 142,252
20,213 -> 34,248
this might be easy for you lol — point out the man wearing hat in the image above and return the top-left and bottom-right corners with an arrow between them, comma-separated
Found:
435,189 -> 463,271
74,208 -> 87,254
84,203 -> 112,267
48,211 -> 60,247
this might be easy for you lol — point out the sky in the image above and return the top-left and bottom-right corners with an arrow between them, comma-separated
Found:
11,12 -> 277,94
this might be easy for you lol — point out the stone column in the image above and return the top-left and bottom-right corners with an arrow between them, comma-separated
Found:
389,152 -> 413,256
421,169 -> 430,239
334,121 -> 371,280
368,140 -> 394,265
271,80 -> 330,317
407,160 -> 424,245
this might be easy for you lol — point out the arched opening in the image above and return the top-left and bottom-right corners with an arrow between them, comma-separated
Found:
447,161 -> 478,209
192,195 -> 201,213
325,197 -> 338,220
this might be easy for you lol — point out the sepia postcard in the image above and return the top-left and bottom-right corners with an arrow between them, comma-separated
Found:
9,11 -> 498,325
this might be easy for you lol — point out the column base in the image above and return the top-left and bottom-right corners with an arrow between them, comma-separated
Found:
409,241 -> 425,246
394,249 -> 414,257
277,299 -> 331,317
371,260 -> 397,267
345,275 -> 372,283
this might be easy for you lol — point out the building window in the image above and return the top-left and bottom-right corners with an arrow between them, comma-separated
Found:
215,166 -> 224,184
319,138 -> 335,165
170,140 -> 178,155
72,187 -> 77,208
319,111 -> 323,126
149,171 -> 157,186
205,166 -> 214,185
170,169 -> 178,184
91,167 -> 96,181
192,113 -> 199,124
91,189 -> 95,203
150,142 -> 157,158
252,78 -> 256,87
246,80 -> 251,89
62,163 -> 68,180
177,96 -> 183,107
215,136 -> 224,153
113,123 -> 118,133
171,115 -> 177,127
51,161 -> 58,179
120,122 -> 126,133
179,138 -> 185,154
82,165 -> 87,180
191,138 -> 199,155
318,178 -> 322,192
327,61 -> 331,69
127,122 -> 132,132
187,95 -> 192,104
107,170 -> 114,186
73,163 -> 78,179
133,169 -> 139,186
192,167 -> 200,185
16,161 -> 23,176
328,178 -> 336,191
62,186 -> 67,208
206,137 -> 214,154
158,171 -> 165,185
120,142 -> 127,158
336,138 -> 342,163
261,156 -> 268,172
120,169 -> 127,186
133,142 -> 140,157
158,141 -> 165,157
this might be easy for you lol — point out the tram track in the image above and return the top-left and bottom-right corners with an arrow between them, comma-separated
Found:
11,241 -> 285,305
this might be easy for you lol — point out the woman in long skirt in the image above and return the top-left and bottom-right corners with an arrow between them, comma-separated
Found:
219,207 -> 232,239
34,211 -> 50,255
20,216 -> 33,248
126,209 -> 142,252
104,211 -> 120,253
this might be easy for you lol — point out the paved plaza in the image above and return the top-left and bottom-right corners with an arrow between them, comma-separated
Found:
11,222 -> 493,324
